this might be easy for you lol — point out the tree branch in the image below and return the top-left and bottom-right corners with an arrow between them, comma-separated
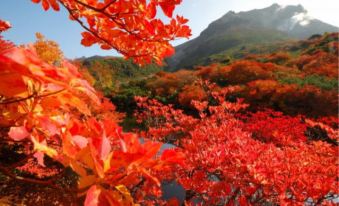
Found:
58,0 -> 131,57
0,89 -> 65,105
0,164 -> 55,185
71,0 -> 170,43
100,0 -> 117,11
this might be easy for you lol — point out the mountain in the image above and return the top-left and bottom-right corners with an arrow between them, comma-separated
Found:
166,4 -> 338,71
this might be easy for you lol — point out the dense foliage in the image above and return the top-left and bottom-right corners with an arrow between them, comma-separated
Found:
0,0 -> 189,205
135,33 -> 338,117
0,1 -> 338,206
32,0 -> 191,65
135,83 -> 338,205
1,33 -> 189,205
74,56 -> 161,96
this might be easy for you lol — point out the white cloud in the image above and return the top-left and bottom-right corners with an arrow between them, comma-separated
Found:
291,12 -> 313,27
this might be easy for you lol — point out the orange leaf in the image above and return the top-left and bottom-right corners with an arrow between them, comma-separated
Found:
0,71 -> 27,97
78,175 -> 97,190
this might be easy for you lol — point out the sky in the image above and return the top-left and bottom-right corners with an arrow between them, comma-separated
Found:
1,0 -> 338,59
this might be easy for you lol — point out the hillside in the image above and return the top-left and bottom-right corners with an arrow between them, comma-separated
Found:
73,32 -> 338,119
112,33 -> 338,118
166,4 -> 338,71
74,56 -> 161,95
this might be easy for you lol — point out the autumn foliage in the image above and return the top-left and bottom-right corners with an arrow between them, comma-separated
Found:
0,1 -> 338,206
0,20 -> 11,33
0,0 -> 190,205
135,83 -> 338,205
33,32 -> 63,65
1,34 -> 191,205
32,0 -> 191,65
144,33 -> 338,117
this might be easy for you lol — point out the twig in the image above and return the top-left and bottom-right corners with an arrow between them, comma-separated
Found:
0,89 -> 65,105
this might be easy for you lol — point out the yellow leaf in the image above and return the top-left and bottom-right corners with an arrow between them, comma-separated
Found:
103,152 -> 113,173
31,136 -> 57,158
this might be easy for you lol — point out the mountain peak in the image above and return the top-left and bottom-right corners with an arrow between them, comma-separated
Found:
216,4 -> 334,35
267,3 -> 305,11
270,3 -> 280,8
224,10 -> 236,16
165,4 -> 338,71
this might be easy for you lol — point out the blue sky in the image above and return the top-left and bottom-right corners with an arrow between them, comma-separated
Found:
1,0 -> 338,59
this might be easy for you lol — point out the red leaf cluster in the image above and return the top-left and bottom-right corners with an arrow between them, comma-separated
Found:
136,85 -> 338,205
0,36 -> 183,205
0,19 -> 11,32
31,0 -> 191,65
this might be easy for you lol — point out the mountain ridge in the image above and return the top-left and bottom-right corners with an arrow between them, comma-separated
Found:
165,4 -> 338,71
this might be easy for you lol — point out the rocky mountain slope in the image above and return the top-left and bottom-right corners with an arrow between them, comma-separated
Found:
166,4 -> 338,71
